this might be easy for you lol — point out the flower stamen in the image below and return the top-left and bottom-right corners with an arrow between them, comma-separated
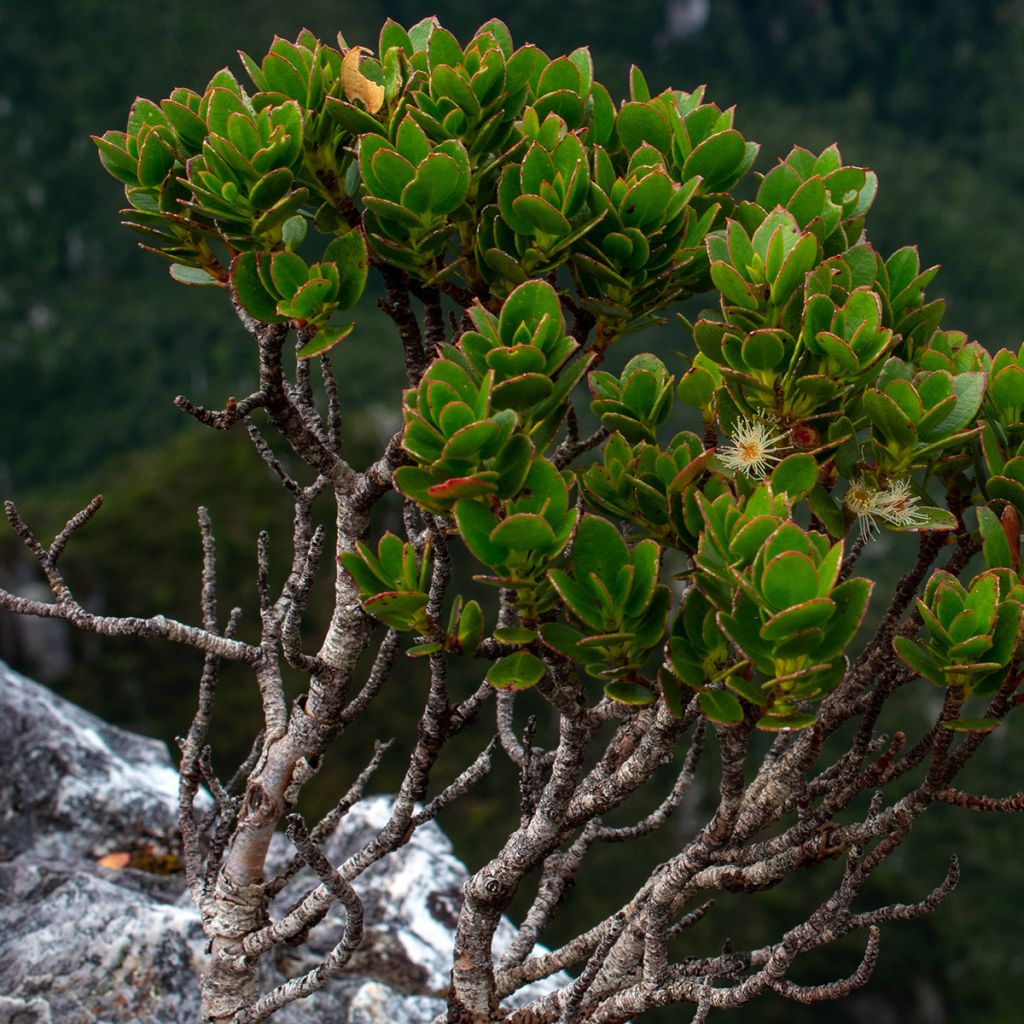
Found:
845,477 -> 928,540
718,418 -> 788,479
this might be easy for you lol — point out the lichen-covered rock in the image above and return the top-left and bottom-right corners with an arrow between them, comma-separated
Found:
0,663 -> 554,1023
0,857 -> 207,1022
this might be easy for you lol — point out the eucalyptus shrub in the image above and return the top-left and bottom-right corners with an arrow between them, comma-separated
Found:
6,16 -> 1024,1024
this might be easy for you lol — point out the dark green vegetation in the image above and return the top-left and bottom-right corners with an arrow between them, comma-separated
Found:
4,3 -> 1024,1020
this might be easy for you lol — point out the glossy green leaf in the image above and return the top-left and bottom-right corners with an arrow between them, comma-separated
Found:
490,513 -> 557,551
698,689 -> 744,725
942,718 -> 1002,734
454,499 -> 505,566
683,129 -> 745,190
893,635 -> 946,687
231,252 -> 287,323
296,322 -> 355,358
770,454 -> 818,498
169,264 -> 218,286
761,552 -> 820,611
493,627 -> 538,645
324,230 -> 369,310
456,599 -> 484,653
270,250 -> 308,298
539,621 -> 586,660
488,651 -> 547,690
978,505 -> 1015,570
604,681 -> 656,705
990,364 -> 1024,411
363,590 -> 428,630
760,598 -> 835,641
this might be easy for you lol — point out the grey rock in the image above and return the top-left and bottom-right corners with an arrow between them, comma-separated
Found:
0,659 -> 179,862
0,663 -> 554,1023
0,857 -> 206,1022
0,996 -> 53,1024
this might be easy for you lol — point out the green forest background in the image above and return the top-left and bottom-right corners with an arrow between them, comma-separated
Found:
3,1 -> 1024,1020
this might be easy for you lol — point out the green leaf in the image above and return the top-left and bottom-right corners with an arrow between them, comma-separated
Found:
757,163 -> 802,209
488,651 -> 547,690
863,389 -> 917,447
137,130 -> 176,186
548,569 -> 605,630
428,25 -> 464,71
432,65 -> 481,117
942,718 -> 1002,734
490,512 -> 557,551
456,599 -> 484,653
929,372 -> 987,436
231,252 -> 287,323
760,598 -> 835,642
677,367 -> 717,408
325,96 -> 387,135
454,499 -> 506,566
988,600 -> 1023,666
698,689 -> 744,725
404,152 -> 465,216
889,506 -> 957,532
340,550 -> 389,595
620,172 -> 674,230
493,627 -> 537,645
571,515 -> 630,587
811,577 -> 871,661
770,232 -> 817,305
281,214 -> 308,251
478,18 -> 513,57
893,635 -> 946,687
684,129 -> 745,191
169,264 -> 219,286
285,277 -> 335,320
94,132 -> 141,184
807,484 -> 846,539
604,681 -> 657,705
711,262 -> 758,310
617,101 -> 671,154
443,420 -> 502,460
757,710 -> 818,732
991,364 -> 1024,411
658,667 -> 687,718
270,250 -> 308,298
499,279 -> 564,338
539,621 -> 586,660
761,552 -> 820,611
770,454 -> 818,498
512,194 -> 572,236
978,506 -> 1015,570
628,63 -> 651,101
324,229 -> 369,310
363,590 -> 428,630
728,673 -> 769,707
296,322 -> 355,358
379,18 -> 413,56
741,330 -> 785,371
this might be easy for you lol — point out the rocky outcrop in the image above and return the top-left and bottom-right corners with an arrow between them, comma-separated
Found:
0,662 -> 552,1023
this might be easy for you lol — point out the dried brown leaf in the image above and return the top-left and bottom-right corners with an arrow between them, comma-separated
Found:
342,46 -> 384,114
97,851 -> 131,870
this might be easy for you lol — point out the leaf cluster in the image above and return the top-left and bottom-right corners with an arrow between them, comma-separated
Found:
97,17 -> 1024,733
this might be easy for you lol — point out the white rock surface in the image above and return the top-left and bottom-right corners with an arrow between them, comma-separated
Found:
0,662 -> 560,1023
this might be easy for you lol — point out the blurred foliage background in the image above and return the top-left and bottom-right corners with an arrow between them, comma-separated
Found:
2,2 -> 1024,1020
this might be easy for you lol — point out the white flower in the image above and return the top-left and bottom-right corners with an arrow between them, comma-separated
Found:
844,477 -> 928,540
719,418 -> 788,478
873,478 -> 929,529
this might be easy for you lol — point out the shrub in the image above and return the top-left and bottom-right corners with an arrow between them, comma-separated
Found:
4,17 -> 1024,1023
